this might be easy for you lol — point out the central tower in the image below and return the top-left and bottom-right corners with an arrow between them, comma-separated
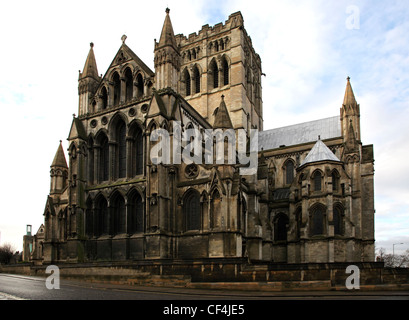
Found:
154,9 -> 263,133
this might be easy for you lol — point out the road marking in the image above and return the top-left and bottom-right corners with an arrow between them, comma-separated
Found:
0,291 -> 27,300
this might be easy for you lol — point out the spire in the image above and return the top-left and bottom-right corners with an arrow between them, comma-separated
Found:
213,95 -> 233,129
79,42 -> 99,80
51,141 -> 68,168
158,8 -> 178,50
343,76 -> 357,106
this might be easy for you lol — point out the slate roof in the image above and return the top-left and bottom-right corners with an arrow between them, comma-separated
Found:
300,138 -> 341,167
258,116 -> 341,151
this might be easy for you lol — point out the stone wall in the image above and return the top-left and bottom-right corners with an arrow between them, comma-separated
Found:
2,261 -> 408,291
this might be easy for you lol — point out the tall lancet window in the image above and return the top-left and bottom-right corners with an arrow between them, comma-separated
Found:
99,134 -> 109,182
193,66 -> 200,94
117,120 -> 127,179
125,68 -> 133,102
113,72 -> 121,106
184,189 -> 201,231
222,57 -> 229,86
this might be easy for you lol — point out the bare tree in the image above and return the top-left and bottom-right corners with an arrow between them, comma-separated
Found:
376,247 -> 409,268
0,243 -> 15,265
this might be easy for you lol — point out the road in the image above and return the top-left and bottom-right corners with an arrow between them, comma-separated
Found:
0,273 -> 408,301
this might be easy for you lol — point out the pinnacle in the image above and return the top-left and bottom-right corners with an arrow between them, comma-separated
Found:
51,141 -> 68,168
158,8 -> 178,50
80,42 -> 99,80
343,76 -> 357,106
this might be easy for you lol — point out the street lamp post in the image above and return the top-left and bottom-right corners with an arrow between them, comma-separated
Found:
392,243 -> 404,267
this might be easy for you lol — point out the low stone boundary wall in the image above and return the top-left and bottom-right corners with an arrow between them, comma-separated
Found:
1,260 -> 408,291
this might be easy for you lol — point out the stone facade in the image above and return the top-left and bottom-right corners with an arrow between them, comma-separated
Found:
32,9 -> 375,266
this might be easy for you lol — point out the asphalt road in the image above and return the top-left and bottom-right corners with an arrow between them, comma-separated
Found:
1,273 -> 408,301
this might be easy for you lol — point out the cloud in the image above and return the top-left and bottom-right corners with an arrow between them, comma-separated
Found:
0,1 -> 408,255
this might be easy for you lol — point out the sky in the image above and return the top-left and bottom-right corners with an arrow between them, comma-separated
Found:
0,0 -> 408,256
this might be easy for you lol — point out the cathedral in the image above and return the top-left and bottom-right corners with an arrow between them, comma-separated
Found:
29,9 -> 375,265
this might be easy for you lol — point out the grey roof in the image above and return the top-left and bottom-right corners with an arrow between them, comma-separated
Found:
300,139 -> 341,166
258,116 -> 341,151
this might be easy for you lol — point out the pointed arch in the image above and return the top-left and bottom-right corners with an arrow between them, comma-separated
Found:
294,206 -> 302,240
110,190 -> 126,235
221,55 -> 230,86
135,73 -> 144,98
209,58 -> 219,89
128,188 -> 144,234
183,189 -> 201,231
310,203 -> 326,236
333,203 -> 344,236
101,86 -> 108,110
109,113 -> 128,179
193,64 -> 201,94
96,131 -> 109,182
87,134 -> 95,184
117,120 -> 127,178
182,68 -> 191,96
94,193 -> 108,236
283,159 -> 295,185
85,196 -> 93,237
124,67 -> 133,102
128,120 -> 144,176
274,212 -> 289,241
312,169 -> 323,192
210,188 -> 222,229
112,71 -> 121,106
331,169 -> 340,192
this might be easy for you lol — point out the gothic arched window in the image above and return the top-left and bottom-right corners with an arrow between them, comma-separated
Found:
117,120 -> 127,179
95,195 -> 108,236
125,68 -> 133,102
184,189 -> 201,231
111,193 -> 126,235
333,205 -> 343,235
285,160 -> 294,185
130,124 -> 143,176
113,72 -> 121,106
311,205 -> 325,236
98,134 -> 109,182
275,213 -> 289,241
136,73 -> 144,98
313,171 -> 322,192
101,86 -> 108,110
222,57 -> 229,86
193,66 -> 200,94
210,59 -> 219,89
128,190 -> 144,234
184,69 -> 191,96
85,198 -> 93,237
332,170 -> 340,192
210,189 -> 222,229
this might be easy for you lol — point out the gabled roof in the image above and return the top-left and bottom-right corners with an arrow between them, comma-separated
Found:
258,116 -> 341,151
300,138 -> 341,167
51,141 -> 68,168
97,41 -> 154,88
120,43 -> 155,76
68,117 -> 87,141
